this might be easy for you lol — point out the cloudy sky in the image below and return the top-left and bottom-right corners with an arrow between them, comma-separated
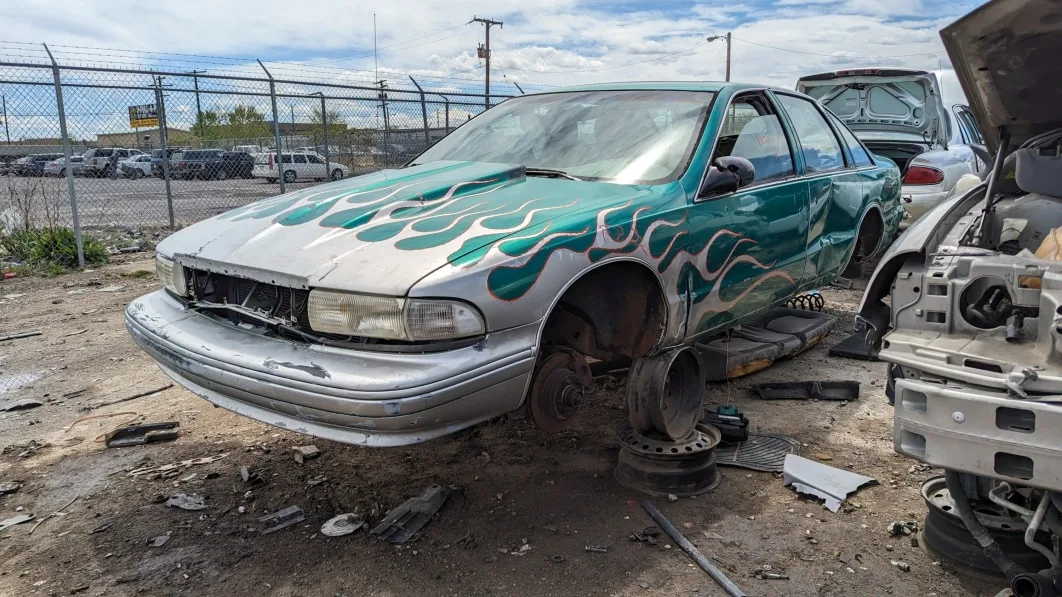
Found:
0,0 -> 984,138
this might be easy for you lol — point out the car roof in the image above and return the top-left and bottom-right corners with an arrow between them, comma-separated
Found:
521,81 -> 782,95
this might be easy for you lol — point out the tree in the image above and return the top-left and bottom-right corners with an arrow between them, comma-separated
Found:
224,104 -> 269,141
191,110 -> 222,139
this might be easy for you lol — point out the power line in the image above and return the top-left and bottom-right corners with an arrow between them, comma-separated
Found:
731,36 -> 939,58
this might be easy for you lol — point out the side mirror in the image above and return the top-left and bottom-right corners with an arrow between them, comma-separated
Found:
699,156 -> 756,198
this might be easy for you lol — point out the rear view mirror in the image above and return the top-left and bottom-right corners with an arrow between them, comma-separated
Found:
699,156 -> 756,198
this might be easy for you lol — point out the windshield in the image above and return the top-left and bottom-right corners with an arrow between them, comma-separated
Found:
413,90 -> 714,184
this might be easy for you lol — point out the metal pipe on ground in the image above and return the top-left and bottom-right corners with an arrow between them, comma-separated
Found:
640,500 -> 746,597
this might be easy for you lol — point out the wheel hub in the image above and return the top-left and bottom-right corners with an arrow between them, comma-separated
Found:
529,351 -> 591,432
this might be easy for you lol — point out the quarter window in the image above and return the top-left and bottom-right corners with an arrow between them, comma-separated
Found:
711,94 -> 794,183
307,155 -> 324,164
294,154 -> 307,164
777,94 -> 846,173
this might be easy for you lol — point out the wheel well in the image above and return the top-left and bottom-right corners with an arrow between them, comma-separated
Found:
856,207 -> 885,261
539,261 -> 668,365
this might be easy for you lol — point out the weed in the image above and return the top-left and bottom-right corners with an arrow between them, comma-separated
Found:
0,227 -> 109,272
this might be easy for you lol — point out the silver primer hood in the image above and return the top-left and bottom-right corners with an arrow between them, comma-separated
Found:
941,0 -> 1062,152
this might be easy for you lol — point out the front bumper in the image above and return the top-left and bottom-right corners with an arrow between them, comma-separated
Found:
126,290 -> 537,446
893,378 -> 1062,491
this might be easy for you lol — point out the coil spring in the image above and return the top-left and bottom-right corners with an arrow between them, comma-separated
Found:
787,291 -> 825,312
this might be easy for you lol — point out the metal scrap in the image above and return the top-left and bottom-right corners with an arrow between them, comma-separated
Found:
292,445 -> 320,464
0,399 -> 43,412
29,494 -> 79,534
86,384 -> 173,410
630,525 -> 661,545
104,422 -> 179,448
0,513 -> 35,532
165,493 -> 205,511
752,381 -> 859,401
370,484 -> 449,544
640,500 -> 746,597
320,513 -> 364,537
259,505 -> 305,535
782,454 -> 876,513
0,330 -> 41,342
0,481 -> 20,495
127,453 -> 228,479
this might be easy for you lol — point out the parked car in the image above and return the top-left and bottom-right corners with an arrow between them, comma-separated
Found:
82,148 -> 144,178
120,155 -> 154,179
43,155 -> 84,177
251,151 -> 348,183
150,148 -> 187,178
170,149 -> 229,180
796,69 -> 986,228
221,151 -> 255,179
12,153 -> 63,176
232,145 -> 263,155
128,81 -> 901,447
855,0 -> 1062,590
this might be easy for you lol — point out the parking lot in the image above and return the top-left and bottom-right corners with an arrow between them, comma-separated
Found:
0,257 -> 989,597
1,173 -> 348,230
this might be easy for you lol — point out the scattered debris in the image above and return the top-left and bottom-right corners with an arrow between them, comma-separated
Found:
104,422 -> 180,448
148,533 -> 171,547
830,277 -> 855,290
28,494 -> 80,534
787,291 -> 825,311
89,522 -> 112,534
0,481 -> 20,495
0,513 -> 34,532
66,411 -> 139,434
550,554 -> 566,563
239,466 -> 266,486
890,560 -> 911,572
584,545 -> 609,553
307,475 -> 327,487
715,433 -> 800,473
0,330 -> 41,342
96,285 -> 126,293
259,506 -> 305,535
6,439 -> 49,459
701,530 -> 726,542
630,526 -> 661,545
86,384 -> 173,410
69,584 -> 89,594
292,445 -> 320,464
701,406 -> 749,443
641,500 -> 746,597
667,493 -> 678,503
755,571 -> 790,580
321,513 -> 364,537
887,521 -> 920,537
752,380 -> 860,401
165,493 -> 206,511
64,328 -> 89,337
0,399 -> 43,412
371,484 -> 449,544
782,455 -> 876,513
128,453 -> 228,479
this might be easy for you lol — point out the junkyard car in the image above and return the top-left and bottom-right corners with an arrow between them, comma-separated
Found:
858,0 -> 1062,589
127,82 -> 901,446
797,69 -> 986,227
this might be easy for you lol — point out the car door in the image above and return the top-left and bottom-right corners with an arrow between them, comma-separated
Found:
774,92 -> 866,283
292,154 -> 309,177
306,154 -> 327,179
686,91 -> 809,337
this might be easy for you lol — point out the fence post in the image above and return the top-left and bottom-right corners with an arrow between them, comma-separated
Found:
311,92 -> 329,180
258,60 -> 285,194
408,77 -> 430,149
42,44 -> 84,268
443,95 -> 450,133
154,76 -> 175,230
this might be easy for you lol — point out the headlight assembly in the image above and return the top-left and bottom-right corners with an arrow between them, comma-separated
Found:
307,290 -> 485,341
156,255 -> 188,297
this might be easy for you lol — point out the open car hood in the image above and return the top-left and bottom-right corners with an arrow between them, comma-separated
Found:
795,69 -> 946,144
941,0 -> 1062,153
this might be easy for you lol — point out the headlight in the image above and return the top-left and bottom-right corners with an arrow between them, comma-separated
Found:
307,290 -> 485,341
156,255 -> 188,297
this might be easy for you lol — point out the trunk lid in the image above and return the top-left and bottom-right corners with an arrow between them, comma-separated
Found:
940,0 -> 1062,153
795,69 -> 947,145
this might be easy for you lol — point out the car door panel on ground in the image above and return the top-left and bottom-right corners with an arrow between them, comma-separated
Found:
686,91 -> 809,337
774,92 -> 868,284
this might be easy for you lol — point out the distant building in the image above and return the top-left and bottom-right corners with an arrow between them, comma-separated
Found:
94,127 -> 194,149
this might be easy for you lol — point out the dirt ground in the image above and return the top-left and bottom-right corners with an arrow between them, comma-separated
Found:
0,256 -> 999,597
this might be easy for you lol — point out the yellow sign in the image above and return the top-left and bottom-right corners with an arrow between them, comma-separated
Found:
129,104 -> 159,128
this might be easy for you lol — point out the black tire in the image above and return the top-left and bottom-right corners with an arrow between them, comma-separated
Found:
283,170 -> 296,183
330,168 -> 344,181
266,177 -> 277,184
59,169 -> 66,177
216,168 -> 228,181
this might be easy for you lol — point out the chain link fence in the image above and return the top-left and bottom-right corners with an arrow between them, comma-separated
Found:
0,58 -> 509,261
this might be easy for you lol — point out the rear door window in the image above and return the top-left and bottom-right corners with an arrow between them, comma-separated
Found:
294,155 -> 307,164
776,94 -> 846,173
825,111 -> 874,167
953,105 -> 984,145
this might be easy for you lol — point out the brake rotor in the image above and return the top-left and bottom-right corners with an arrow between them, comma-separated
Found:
529,350 -> 592,432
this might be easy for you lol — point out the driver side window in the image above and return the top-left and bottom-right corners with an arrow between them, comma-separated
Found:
712,94 -> 794,184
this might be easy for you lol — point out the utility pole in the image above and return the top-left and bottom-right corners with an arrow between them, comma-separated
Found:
706,32 -> 732,82
189,70 -> 204,124
1,94 -> 9,145
471,16 -> 503,110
